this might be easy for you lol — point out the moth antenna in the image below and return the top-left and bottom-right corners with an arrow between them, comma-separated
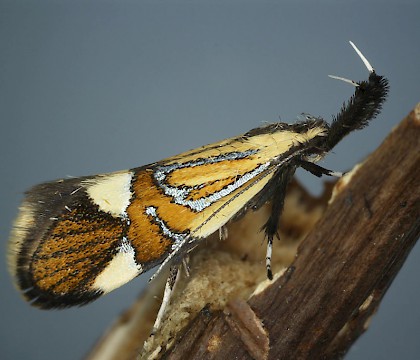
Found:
328,41 -> 376,87
349,40 -> 374,73
324,42 -> 389,152
328,75 -> 359,87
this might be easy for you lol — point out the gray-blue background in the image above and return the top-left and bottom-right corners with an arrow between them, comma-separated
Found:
1,1 -> 419,359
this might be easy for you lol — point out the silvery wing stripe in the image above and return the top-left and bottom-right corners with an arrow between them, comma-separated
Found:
145,206 -> 187,250
161,162 -> 271,212
154,150 -> 258,182
154,150 -> 271,212
119,237 -> 136,254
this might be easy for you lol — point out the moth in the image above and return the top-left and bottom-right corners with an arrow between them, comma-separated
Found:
8,42 -> 388,331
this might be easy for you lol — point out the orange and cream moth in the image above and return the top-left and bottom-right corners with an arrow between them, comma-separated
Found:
8,42 -> 388,331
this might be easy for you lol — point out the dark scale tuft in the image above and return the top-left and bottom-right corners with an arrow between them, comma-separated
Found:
325,72 -> 389,152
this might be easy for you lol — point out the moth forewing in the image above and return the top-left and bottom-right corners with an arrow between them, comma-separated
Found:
8,118 -> 329,308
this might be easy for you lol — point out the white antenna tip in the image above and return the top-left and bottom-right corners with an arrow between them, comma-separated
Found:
349,41 -> 374,73
328,74 -> 359,87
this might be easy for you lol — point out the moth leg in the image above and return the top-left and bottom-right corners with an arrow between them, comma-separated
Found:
219,225 -> 229,241
151,265 -> 180,334
262,166 -> 295,280
182,255 -> 191,277
299,160 -> 343,178
266,235 -> 274,280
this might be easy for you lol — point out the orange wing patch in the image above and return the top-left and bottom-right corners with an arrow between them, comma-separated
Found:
127,170 -> 192,264
31,206 -> 124,295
